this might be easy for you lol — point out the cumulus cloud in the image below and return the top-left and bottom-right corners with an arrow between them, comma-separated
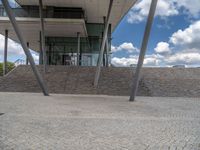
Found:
143,54 -> 163,66
111,42 -> 139,53
113,20 -> 200,67
111,57 -> 138,67
0,34 -> 39,63
111,54 -> 163,67
170,21 -> 200,49
128,0 -> 200,23
175,0 -> 200,18
166,21 -> 200,66
0,34 -> 24,57
157,21 -> 200,66
166,52 -> 200,65
128,0 -> 178,23
154,42 -> 171,54
112,51 -> 200,67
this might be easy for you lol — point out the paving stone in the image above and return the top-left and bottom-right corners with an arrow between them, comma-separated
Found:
0,93 -> 200,149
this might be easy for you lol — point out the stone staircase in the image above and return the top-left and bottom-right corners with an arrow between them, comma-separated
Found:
0,65 -> 151,96
0,65 -> 200,97
141,68 -> 200,97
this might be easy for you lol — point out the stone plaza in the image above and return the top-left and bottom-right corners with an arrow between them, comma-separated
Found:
0,92 -> 200,149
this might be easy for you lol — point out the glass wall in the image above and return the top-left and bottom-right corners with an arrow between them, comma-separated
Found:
45,23 -> 112,66
0,2 -> 112,66
0,5 -> 84,19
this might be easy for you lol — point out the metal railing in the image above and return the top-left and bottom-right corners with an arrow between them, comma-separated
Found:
14,59 -> 26,66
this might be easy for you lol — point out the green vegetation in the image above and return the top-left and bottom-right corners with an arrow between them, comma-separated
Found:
0,62 -> 15,76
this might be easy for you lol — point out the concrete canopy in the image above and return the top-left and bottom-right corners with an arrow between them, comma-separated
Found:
16,0 -> 137,30
0,0 -> 137,52
0,17 -> 87,51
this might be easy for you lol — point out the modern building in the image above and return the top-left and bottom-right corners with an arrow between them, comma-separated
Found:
0,0 -> 137,66
0,0 -> 158,101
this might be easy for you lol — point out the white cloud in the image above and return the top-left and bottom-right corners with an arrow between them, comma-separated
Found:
175,0 -> 200,18
111,54 -> 163,67
0,34 -> 24,57
151,20 -> 200,67
154,42 -> 171,54
128,0 -> 200,23
170,21 -> 200,49
111,42 -> 139,53
143,54 -> 162,66
128,0 -> 178,23
113,20 -> 200,67
0,34 -> 39,63
165,52 -> 200,65
112,51 -> 200,67
111,57 -> 138,67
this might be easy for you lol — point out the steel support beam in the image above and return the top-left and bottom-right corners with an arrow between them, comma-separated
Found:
129,0 -> 158,101
39,0 -> 46,73
1,0 -> 49,96
26,42 -> 29,65
94,0 -> 113,87
3,29 -> 8,76
77,32 -> 80,66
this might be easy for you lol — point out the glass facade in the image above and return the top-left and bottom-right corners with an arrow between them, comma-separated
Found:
0,3 -> 112,66
46,23 -> 112,66
0,5 -> 84,19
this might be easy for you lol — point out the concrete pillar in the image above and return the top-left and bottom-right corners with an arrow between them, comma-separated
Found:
130,0 -> 158,101
3,29 -> 8,76
77,32 -> 80,66
94,0 -> 113,87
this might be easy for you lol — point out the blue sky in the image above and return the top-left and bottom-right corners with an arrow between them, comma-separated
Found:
0,0 -> 200,67
111,0 -> 200,67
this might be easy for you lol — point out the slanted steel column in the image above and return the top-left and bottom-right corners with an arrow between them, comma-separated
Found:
1,0 -> 49,96
77,32 -> 80,66
94,0 -> 113,87
26,42 -> 29,65
130,0 -> 158,101
3,29 -> 8,76
39,0 -> 46,73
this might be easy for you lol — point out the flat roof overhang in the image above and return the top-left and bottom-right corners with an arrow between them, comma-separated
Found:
15,0 -> 137,31
0,17 -> 88,51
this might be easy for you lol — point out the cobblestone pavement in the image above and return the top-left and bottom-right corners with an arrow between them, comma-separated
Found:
0,93 -> 200,150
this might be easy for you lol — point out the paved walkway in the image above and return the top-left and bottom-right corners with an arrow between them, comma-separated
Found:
0,93 -> 200,150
